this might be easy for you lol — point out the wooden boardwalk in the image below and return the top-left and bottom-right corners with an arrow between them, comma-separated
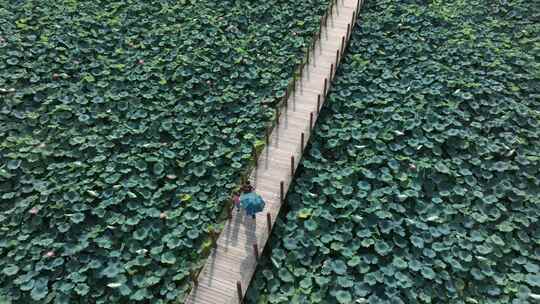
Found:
184,0 -> 363,303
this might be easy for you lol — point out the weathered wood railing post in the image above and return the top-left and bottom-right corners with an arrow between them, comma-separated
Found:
301,132 -> 305,150
236,281 -> 242,303
310,112 -> 314,131
290,156 -> 295,176
191,271 -> 199,287
210,229 -> 218,248
266,213 -> 272,234
280,181 -> 284,203
253,243 -> 259,260
317,94 -> 321,114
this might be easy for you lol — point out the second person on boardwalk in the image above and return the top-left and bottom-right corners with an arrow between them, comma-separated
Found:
239,182 -> 265,219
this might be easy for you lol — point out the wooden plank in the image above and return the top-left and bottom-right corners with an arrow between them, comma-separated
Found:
184,0 -> 364,303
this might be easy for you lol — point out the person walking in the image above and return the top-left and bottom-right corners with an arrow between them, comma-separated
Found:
239,182 -> 265,219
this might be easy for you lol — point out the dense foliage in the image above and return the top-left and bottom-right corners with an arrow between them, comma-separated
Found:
247,0 -> 540,303
0,0 -> 330,302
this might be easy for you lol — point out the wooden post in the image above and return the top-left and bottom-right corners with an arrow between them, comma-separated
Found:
236,281 -> 242,302
280,181 -> 284,203
341,35 -> 346,56
326,10 -> 330,24
253,148 -> 258,167
253,243 -> 259,260
352,11 -> 356,27
307,48 -> 310,64
265,127 -> 269,145
310,112 -> 314,131
191,271 -> 199,287
336,49 -> 340,66
317,94 -> 321,114
324,78 -> 327,95
301,132 -> 305,150
266,212 -> 272,234
290,155 -> 295,176
211,229 -> 218,248
330,64 -> 334,80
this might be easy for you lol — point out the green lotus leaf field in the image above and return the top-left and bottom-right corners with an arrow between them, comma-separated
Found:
247,0 -> 539,303
0,0 -> 330,302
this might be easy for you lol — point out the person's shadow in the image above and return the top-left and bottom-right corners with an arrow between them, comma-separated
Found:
225,204 -> 244,248
243,215 -> 258,253
240,214 -> 259,286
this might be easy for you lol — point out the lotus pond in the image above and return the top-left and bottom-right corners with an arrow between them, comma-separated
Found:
0,0 -> 331,302
247,0 -> 540,303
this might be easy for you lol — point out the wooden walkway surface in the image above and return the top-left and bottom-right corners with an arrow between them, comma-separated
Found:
184,0 -> 363,303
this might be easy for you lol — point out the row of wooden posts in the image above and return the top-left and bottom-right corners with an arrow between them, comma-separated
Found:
188,0 -> 363,301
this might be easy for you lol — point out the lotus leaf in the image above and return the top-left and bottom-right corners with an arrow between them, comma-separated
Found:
278,268 -> 294,283
2,265 -> 19,276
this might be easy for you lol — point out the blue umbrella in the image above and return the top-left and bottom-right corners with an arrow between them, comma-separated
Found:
240,192 -> 265,216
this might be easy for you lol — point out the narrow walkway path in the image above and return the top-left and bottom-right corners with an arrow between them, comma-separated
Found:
185,1 -> 363,303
